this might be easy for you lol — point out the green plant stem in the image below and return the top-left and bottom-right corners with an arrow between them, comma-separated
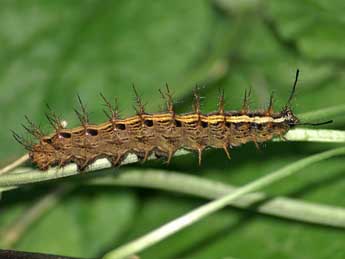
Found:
276,129 -> 345,143
0,151 -> 187,188
89,169 -> 345,228
2,168 -> 345,251
102,147 -> 345,259
0,129 -> 344,189
0,154 -> 29,176
0,185 -> 73,248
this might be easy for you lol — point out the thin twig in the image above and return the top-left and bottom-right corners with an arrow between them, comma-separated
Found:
88,169 -> 345,228
1,167 -> 344,253
103,147 -> 345,259
0,129 -> 344,188
0,154 -> 29,176
275,129 -> 345,143
1,102 -> 344,179
0,184 -> 73,248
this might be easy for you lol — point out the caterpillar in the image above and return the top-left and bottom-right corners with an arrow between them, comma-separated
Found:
13,70 -> 331,171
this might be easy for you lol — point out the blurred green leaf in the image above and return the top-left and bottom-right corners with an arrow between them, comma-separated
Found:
15,188 -> 137,258
117,190 -> 345,259
0,0 -> 344,258
267,0 -> 345,59
0,0 -> 214,160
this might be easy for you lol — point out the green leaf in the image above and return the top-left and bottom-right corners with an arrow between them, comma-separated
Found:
267,0 -> 345,59
1,1 -> 345,259
0,0 -> 213,160
15,188 -> 137,258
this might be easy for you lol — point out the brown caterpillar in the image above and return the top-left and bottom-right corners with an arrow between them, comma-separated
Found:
13,70 -> 331,171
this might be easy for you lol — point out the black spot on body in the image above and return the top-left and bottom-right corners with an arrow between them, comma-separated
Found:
201,121 -> 208,128
86,128 -> 98,136
43,138 -> 53,144
116,123 -> 126,130
59,132 -> 71,138
175,120 -> 182,127
144,120 -> 153,127
256,123 -> 264,130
